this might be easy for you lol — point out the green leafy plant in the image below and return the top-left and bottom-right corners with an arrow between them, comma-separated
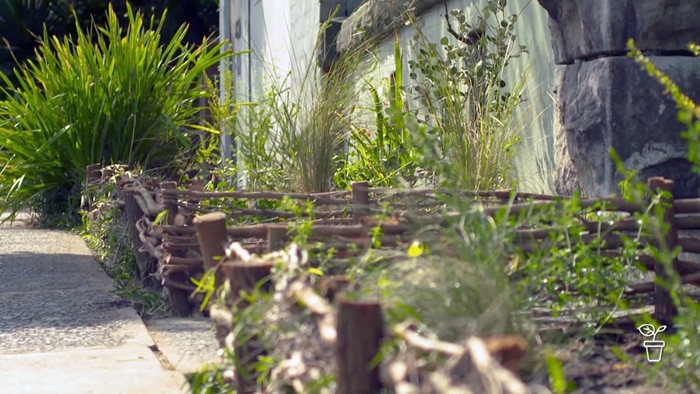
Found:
202,68 -> 286,191
406,1 -> 528,190
624,39 -> 700,392
628,41 -> 700,172
335,37 -> 422,189
237,92 -> 286,191
0,3 -> 230,226
188,363 -> 233,394
279,196 -> 315,246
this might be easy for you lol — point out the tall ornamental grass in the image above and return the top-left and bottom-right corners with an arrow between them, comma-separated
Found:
265,37 -> 365,193
214,17 -> 367,193
0,4 -> 229,225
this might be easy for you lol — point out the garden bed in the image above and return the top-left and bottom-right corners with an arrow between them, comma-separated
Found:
81,164 -> 700,393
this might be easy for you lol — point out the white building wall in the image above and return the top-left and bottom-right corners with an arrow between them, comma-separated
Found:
229,0 -> 319,103
223,0 -> 320,185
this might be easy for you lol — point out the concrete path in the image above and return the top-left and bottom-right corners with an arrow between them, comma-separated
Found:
0,214 -> 204,393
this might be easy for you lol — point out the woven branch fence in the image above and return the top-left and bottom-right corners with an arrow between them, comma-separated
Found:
85,164 -> 700,325
84,164 -> 700,392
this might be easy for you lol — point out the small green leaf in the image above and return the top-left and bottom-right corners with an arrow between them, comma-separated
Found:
544,351 -> 568,394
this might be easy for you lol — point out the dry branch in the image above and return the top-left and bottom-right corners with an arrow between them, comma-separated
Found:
162,277 -> 198,292
161,188 -> 350,205
392,323 -> 529,393
369,187 -> 558,202
180,200 -> 348,219
393,324 -> 463,356
153,222 -> 410,239
288,280 -> 337,344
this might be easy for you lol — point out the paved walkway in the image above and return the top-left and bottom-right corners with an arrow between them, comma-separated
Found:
0,213 -> 215,393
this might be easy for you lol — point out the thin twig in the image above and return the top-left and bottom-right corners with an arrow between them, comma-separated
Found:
443,0 -> 483,45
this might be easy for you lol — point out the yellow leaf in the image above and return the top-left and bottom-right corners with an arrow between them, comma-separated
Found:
407,240 -> 424,258
506,255 -> 519,273
308,267 -> 324,276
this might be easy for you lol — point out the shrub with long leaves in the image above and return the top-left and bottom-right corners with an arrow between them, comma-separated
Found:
267,50 -> 361,193
0,4 -> 230,226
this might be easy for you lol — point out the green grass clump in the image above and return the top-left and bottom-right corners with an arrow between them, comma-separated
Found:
0,4 -> 229,226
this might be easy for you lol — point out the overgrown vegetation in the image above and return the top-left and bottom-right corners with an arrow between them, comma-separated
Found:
205,1 -> 528,194
333,38 -> 422,189
80,165 -> 170,318
406,2 -> 528,190
0,4 -> 229,226
208,18 -> 366,193
187,9 -> 700,394
6,0 -> 700,392
623,39 -> 700,393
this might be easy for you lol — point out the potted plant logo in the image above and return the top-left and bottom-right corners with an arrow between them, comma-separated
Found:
638,324 -> 667,362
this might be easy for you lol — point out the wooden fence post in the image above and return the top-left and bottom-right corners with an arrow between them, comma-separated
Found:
647,177 -> 679,328
336,300 -> 384,394
267,225 -> 287,253
224,261 -> 274,394
159,181 -> 192,317
123,186 -> 157,287
193,212 -> 228,290
351,181 -> 370,223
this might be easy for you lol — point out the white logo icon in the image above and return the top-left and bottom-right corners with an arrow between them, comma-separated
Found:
638,324 -> 667,363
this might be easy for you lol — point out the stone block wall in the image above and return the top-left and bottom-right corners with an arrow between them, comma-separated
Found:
540,0 -> 700,197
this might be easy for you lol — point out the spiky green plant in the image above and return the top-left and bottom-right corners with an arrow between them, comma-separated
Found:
0,3 -> 230,226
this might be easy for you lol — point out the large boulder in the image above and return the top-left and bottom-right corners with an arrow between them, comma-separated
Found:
556,56 -> 700,198
538,0 -> 700,65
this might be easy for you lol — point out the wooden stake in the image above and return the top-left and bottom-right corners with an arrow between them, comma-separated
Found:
266,225 -> 287,253
193,212 -> 228,289
223,262 -> 274,394
85,164 -> 102,184
123,186 -> 157,287
336,300 -> 384,394
647,177 -> 678,329
159,181 -> 192,317
351,181 -> 370,223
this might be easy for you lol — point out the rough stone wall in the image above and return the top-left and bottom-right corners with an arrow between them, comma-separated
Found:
538,0 -> 700,198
